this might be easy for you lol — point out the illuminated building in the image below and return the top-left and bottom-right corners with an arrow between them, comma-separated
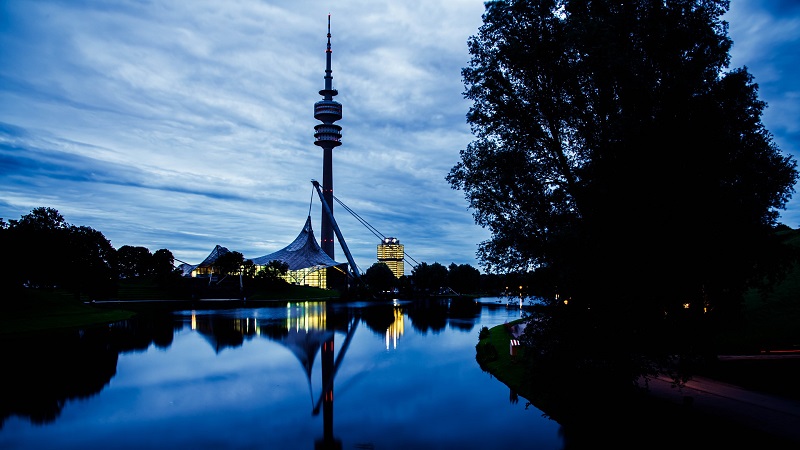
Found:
186,244 -> 231,278
377,237 -> 404,278
182,217 -> 346,290
250,216 -> 347,289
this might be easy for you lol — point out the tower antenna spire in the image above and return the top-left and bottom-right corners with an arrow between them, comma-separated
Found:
324,13 -> 333,96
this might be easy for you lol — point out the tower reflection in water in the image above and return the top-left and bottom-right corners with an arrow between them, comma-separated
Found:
188,301 -> 410,449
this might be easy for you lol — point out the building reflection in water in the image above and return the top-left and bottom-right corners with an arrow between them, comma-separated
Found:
287,301 -> 327,332
385,301 -> 405,350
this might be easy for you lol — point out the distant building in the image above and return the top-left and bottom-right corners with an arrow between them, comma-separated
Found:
377,237 -> 404,278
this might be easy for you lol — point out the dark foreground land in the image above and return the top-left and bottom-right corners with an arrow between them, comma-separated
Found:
479,321 -> 800,448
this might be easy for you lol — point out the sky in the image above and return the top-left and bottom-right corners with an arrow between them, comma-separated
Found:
1,1 -> 798,276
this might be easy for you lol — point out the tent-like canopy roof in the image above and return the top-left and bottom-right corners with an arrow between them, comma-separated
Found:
250,216 -> 344,271
177,244 -> 230,276
178,216 -> 343,275
198,244 -> 231,267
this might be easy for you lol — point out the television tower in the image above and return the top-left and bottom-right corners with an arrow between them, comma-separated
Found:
314,14 -> 342,260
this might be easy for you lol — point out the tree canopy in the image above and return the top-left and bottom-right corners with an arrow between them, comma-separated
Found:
117,245 -> 154,278
254,260 -> 289,286
151,248 -> 180,282
1,207 -> 184,300
213,251 -> 245,277
410,262 -> 449,294
447,0 -> 799,393
363,262 -> 397,294
447,263 -> 481,295
1,207 -> 118,298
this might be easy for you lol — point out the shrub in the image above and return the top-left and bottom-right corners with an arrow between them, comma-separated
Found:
476,341 -> 498,365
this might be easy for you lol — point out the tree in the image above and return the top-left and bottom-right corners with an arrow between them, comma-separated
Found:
254,260 -> 289,289
116,245 -> 179,285
396,274 -> 413,296
117,245 -> 153,278
240,260 -> 256,279
363,263 -> 397,294
255,260 -> 289,281
447,263 -> 481,294
2,207 -> 71,290
410,262 -> 449,294
2,208 -> 120,298
447,0 -> 798,394
65,225 -> 118,299
151,248 -> 180,283
214,251 -> 245,276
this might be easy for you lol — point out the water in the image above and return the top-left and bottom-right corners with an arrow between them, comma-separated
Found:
0,297 -> 564,450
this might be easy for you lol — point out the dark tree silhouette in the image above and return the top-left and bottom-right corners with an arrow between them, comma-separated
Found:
151,248 -> 181,286
117,245 -> 153,278
1,207 -> 71,291
214,251 -> 245,276
363,262 -> 397,294
253,260 -> 289,290
447,263 -> 481,294
64,225 -> 118,299
254,260 -> 289,281
447,0 -> 799,395
1,207 -> 118,299
410,262 -> 449,294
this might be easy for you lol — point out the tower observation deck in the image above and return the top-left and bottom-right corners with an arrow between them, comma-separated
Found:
314,14 -> 342,260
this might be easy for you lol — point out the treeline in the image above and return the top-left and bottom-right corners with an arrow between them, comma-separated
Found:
0,207 -> 180,300
1,207 -> 543,302
360,260 -> 546,299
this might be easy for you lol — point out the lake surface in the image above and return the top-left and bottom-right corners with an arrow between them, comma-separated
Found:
0,297 -> 566,450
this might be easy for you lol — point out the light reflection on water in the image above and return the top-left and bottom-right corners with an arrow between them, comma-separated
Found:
0,297 -> 563,450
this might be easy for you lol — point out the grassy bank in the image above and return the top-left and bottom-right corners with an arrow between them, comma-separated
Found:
475,320 -> 533,401
0,289 -> 136,335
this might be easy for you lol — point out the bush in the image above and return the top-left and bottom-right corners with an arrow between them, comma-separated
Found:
476,341 -> 498,365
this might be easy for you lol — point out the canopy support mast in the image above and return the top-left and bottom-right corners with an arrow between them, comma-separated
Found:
312,180 -> 361,280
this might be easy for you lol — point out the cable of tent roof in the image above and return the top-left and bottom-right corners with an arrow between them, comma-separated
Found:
307,180 -> 421,271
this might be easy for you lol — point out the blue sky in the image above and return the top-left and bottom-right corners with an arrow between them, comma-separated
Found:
1,1 -> 798,275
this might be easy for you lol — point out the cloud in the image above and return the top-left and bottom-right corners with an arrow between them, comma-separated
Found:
1,0 -> 796,275
725,0 -> 800,225
0,0 -> 489,273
